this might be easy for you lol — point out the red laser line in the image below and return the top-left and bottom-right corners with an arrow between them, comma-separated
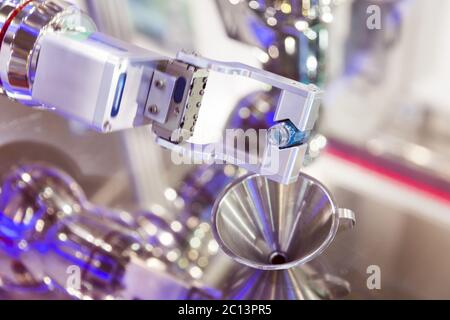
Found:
325,146 -> 450,206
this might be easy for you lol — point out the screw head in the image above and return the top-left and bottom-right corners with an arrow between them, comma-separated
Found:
103,121 -> 112,132
155,80 -> 165,89
268,123 -> 291,148
149,105 -> 159,114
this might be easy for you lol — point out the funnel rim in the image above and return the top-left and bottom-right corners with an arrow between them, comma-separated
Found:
211,172 -> 340,271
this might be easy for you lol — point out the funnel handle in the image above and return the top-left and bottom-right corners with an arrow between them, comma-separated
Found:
337,208 -> 355,234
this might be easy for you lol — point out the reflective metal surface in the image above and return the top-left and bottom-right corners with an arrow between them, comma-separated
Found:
0,163 -> 86,255
0,260 -> 69,300
216,0 -> 333,84
0,163 -> 140,298
0,0 -> 446,301
220,259 -> 351,300
0,163 -> 218,300
177,164 -> 245,222
0,0 -> 96,103
212,173 -> 355,270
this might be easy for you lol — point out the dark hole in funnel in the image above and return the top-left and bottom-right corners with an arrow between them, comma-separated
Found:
269,252 -> 287,265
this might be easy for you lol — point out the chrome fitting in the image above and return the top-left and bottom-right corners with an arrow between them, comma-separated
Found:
0,0 -> 96,103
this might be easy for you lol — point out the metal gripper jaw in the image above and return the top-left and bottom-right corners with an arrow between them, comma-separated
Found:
154,52 -> 323,185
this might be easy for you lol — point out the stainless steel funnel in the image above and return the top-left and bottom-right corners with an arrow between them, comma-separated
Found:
220,262 -> 351,300
212,173 -> 355,270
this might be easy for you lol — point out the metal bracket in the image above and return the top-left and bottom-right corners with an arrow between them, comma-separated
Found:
153,52 -> 324,184
144,70 -> 177,124
176,51 -> 322,132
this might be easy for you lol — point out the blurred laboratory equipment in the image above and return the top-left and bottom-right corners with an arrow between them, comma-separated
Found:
216,0 -> 333,84
176,164 -> 246,222
0,260 -> 68,300
322,0 -> 450,199
0,164 -> 219,300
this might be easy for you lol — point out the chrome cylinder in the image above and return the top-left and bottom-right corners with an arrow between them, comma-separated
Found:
0,0 -> 96,104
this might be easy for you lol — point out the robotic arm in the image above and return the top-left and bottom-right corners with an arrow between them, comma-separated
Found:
0,0 -> 322,184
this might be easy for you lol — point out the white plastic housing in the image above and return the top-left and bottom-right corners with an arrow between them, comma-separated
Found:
32,32 -> 161,132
